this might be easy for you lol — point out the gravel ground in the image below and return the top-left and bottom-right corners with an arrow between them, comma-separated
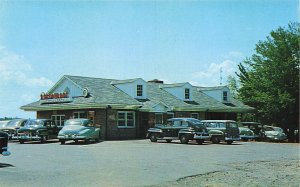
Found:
149,159 -> 300,187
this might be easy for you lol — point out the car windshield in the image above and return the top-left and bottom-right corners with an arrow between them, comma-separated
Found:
264,127 -> 275,131
228,122 -> 238,128
65,119 -> 85,126
25,119 -> 44,127
6,120 -> 21,127
189,119 -> 206,128
273,127 -> 284,133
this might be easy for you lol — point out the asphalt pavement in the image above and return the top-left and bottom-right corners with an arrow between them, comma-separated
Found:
0,139 -> 299,187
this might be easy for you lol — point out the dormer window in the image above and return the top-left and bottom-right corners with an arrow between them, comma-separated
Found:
185,88 -> 190,100
137,85 -> 143,97
223,91 -> 228,101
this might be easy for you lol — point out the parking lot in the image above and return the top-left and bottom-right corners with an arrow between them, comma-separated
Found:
1,140 -> 299,187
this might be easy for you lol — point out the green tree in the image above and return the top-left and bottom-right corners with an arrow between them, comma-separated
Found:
237,23 -> 299,132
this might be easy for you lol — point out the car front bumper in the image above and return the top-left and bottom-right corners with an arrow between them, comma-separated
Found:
17,135 -> 42,141
58,135 -> 87,140
193,134 -> 210,140
225,137 -> 241,141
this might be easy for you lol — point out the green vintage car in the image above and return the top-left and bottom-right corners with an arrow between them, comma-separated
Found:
58,118 -> 101,144
201,120 -> 241,144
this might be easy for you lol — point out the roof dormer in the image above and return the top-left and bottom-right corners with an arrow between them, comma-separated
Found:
197,86 -> 231,103
111,78 -> 148,99
159,82 -> 193,101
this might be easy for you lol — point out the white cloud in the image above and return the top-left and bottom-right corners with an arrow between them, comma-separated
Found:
192,60 -> 237,86
0,46 -> 53,87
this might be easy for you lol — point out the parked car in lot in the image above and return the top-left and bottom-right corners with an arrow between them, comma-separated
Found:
17,119 -> 61,144
147,118 -> 210,144
238,125 -> 256,141
259,125 -> 287,142
200,120 -> 240,144
58,118 -> 101,144
241,122 -> 263,138
0,131 -> 10,156
1,119 -> 27,140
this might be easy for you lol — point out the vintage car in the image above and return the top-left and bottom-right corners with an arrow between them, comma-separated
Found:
0,131 -> 10,156
241,122 -> 263,138
147,118 -> 210,144
1,119 -> 27,140
259,125 -> 287,142
17,119 -> 61,144
58,118 -> 101,144
201,120 -> 240,144
238,125 -> 256,141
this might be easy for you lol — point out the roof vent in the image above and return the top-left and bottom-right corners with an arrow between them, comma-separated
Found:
148,79 -> 164,84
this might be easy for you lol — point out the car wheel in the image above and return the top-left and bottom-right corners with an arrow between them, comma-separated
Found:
150,134 -> 157,142
19,140 -> 24,144
180,135 -> 189,144
74,140 -> 79,143
60,140 -> 65,145
211,136 -> 220,144
242,138 -> 248,142
197,139 -> 204,145
226,140 -> 233,145
166,139 -> 172,143
41,135 -> 48,143
85,139 -> 90,144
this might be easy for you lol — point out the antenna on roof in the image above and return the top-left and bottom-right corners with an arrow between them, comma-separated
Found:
220,67 -> 223,85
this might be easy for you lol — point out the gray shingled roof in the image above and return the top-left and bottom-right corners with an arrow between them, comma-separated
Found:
21,75 -> 254,112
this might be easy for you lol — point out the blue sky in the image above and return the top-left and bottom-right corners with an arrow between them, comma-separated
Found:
0,0 -> 298,118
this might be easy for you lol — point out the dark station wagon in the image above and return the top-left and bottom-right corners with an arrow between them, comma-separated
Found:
147,118 -> 210,144
200,120 -> 241,144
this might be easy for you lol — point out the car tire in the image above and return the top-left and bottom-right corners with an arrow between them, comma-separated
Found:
242,138 -> 248,142
19,140 -> 24,144
226,140 -> 233,145
196,139 -> 204,145
166,139 -> 172,143
74,140 -> 79,143
60,140 -> 65,145
180,135 -> 189,144
41,135 -> 48,143
150,134 -> 157,142
85,139 -> 90,144
211,136 -> 220,144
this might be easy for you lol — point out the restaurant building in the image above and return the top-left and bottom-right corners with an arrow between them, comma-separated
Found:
21,75 -> 254,140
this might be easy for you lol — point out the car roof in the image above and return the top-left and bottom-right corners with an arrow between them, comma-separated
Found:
241,122 -> 261,124
167,118 -> 200,121
201,120 -> 236,122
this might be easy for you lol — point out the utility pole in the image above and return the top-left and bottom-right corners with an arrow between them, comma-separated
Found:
220,67 -> 223,85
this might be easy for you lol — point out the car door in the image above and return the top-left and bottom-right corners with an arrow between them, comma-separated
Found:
162,120 -> 175,137
172,120 -> 183,137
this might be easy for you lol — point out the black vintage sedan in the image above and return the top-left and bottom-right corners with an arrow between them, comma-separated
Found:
147,118 -> 210,144
17,119 -> 61,144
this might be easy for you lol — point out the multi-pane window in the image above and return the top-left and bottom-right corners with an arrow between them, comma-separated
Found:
118,111 -> 135,128
73,111 -> 87,119
137,85 -> 143,97
51,115 -> 65,126
185,88 -> 190,99
191,113 -> 199,119
223,91 -> 228,101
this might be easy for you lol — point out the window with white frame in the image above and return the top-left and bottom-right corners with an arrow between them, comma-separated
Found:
137,85 -> 143,97
118,111 -> 135,128
190,113 -> 199,119
185,88 -> 190,100
223,91 -> 228,101
51,115 -> 65,126
73,111 -> 87,119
